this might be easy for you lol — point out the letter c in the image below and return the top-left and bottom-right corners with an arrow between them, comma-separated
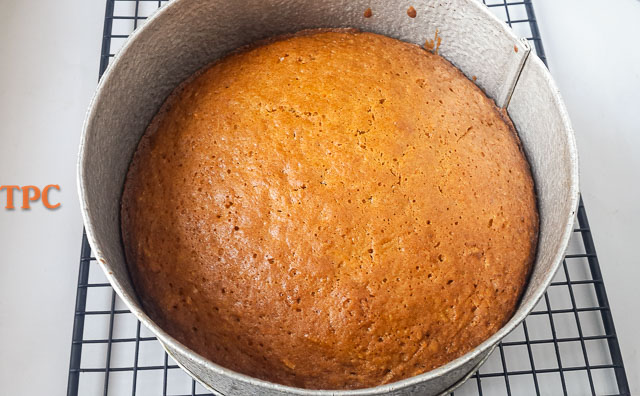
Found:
43,185 -> 61,209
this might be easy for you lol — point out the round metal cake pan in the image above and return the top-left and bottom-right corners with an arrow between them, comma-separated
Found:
77,0 -> 580,395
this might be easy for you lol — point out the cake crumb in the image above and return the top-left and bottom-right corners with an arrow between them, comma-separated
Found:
407,6 -> 417,18
364,8 -> 372,18
424,29 -> 441,54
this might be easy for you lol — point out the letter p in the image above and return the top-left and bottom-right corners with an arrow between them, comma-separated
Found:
21,186 -> 41,209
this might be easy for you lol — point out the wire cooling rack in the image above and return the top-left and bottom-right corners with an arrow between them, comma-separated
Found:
67,1 -> 631,395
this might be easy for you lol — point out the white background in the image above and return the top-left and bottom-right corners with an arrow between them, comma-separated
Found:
0,0 -> 638,394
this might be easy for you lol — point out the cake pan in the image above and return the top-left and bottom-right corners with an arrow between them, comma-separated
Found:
78,0 -> 579,394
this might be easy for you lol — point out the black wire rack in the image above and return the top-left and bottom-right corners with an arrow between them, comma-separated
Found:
67,1 -> 630,395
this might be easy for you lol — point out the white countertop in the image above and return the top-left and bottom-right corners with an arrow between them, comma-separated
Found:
0,0 -> 638,394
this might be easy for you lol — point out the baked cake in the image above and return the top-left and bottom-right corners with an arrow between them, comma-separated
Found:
121,30 -> 538,390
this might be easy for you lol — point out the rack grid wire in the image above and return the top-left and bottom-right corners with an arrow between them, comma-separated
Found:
67,1 -> 630,395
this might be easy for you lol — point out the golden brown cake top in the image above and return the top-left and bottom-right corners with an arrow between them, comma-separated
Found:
121,31 -> 538,390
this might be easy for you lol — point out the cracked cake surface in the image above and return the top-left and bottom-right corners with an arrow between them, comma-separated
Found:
121,30 -> 538,390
